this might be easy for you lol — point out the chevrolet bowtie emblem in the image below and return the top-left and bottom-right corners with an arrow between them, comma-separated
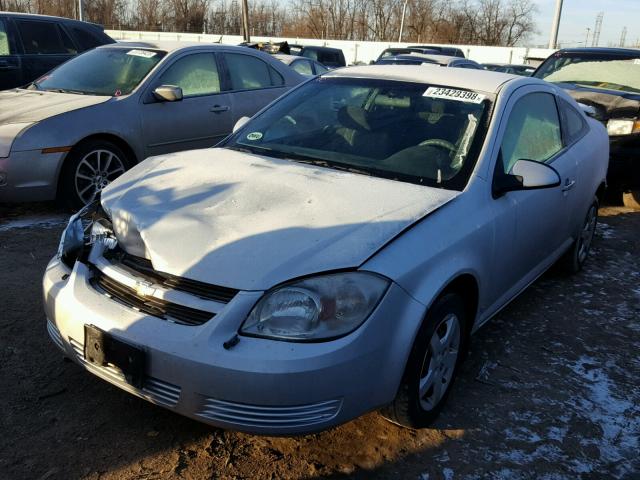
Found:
134,280 -> 155,298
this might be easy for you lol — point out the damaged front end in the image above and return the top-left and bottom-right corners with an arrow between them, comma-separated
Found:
57,197 -> 116,269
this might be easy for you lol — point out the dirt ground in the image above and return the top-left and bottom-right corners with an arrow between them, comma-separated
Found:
0,203 -> 639,480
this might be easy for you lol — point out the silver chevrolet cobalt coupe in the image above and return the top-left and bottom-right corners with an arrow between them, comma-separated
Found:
44,66 -> 608,434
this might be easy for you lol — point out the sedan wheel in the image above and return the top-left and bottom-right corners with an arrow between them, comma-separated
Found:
381,293 -> 467,428
559,197 -> 598,274
419,313 -> 461,411
577,203 -> 597,264
60,139 -> 131,210
74,149 -> 126,206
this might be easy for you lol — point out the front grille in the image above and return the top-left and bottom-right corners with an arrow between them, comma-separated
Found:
91,269 -> 215,326
196,397 -> 342,430
69,338 -> 181,407
106,248 -> 239,304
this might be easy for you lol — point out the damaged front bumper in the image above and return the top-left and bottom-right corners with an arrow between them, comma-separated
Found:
42,253 -> 425,435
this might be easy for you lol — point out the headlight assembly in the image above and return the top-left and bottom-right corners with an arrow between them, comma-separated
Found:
607,119 -> 640,136
241,272 -> 390,342
0,122 -> 34,158
57,198 -> 114,268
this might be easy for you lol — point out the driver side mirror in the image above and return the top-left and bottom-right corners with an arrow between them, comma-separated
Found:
153,85 -> 183,102
493,159 -> 561,198
233,116 -> 251,133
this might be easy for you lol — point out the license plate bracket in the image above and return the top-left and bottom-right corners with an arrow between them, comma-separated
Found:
84,324 -> 146,388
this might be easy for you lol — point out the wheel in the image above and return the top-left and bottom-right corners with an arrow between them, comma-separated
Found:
59,139 -> 131,210
381,293 -> 468,428
622,190 -> 640,209
559,197 -> 598,274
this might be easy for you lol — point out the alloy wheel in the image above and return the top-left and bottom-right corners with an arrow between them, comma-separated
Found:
418,313 -> 461,411
74,149 -> 126,205
577,205 -> 597,264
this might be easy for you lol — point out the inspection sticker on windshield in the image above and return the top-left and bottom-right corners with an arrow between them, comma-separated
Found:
424,87 -> 485,104
126,49 -> 157,58
246,132 -> 263,141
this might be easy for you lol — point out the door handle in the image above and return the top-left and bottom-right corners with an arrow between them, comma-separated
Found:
210,105 -> 230,113
562,178 -> 576,192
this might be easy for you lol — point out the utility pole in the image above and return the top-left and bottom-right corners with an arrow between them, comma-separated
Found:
548,0 -> 563,49
585,28 -> 590,46
241,0 -> 250,42
592,12 -> 603,47
620,26 -> 627,47
398,0 -> 409,43
78,0 -> 83,21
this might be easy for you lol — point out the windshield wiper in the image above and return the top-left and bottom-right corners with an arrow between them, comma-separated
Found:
42,88 -> 87,95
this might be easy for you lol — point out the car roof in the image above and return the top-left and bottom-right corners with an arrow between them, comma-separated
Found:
273,53 -> 305,64
98,41 -> 245,53
555,47 -> 640,56
326,64 -> 534,93
401,53 -> 460,65
380,55 -> 437,63
0,10 -> 102,27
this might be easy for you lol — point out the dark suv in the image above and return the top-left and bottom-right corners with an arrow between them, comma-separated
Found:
534,48 -> 640,208
288,45 -> 346,68
0,12 -> 114,90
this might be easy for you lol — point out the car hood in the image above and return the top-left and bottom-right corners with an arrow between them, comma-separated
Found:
101,148 -> 459,291
557,83 -> 640,122
0,89 -> 111,124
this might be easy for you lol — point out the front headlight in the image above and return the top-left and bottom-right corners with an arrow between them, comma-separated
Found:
607,119 -> 640,136
241,272 -> 390,341
0,122 -> 34,158
57,199 -> 113,268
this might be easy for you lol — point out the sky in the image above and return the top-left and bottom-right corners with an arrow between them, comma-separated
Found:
532,0 -> 640,48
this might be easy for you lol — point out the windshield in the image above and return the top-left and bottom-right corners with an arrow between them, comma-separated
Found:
225,77 -> 490,190
30,47 -> 166,96
535,52 -> 640,93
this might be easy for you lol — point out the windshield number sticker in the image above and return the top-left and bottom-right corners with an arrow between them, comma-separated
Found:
424,87 -> 485,104
246,132 -> 263,141
126,49 -> 157,58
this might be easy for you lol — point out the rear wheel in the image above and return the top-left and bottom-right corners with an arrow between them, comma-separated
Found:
59,139 -> 130,210
559,197 -> 598,274
622,190 -> 640,210
381,293 -> 467,428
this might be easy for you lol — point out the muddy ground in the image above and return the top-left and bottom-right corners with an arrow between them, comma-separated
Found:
0,203 -> 639,480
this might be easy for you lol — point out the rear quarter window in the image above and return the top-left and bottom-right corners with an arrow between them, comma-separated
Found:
70,26 -> 104,51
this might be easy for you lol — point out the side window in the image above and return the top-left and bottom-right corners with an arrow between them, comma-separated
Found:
559,98 -> 587,145
0,19 -> 11,55
291,59 -> 313,76
157,53 -> 220,97
71,26 -> 103,51
500,92 -> 563,173
17,20 -> 69,54
315,62 -> 329,74
58,26 -> 77,54
225,53 -> 273,90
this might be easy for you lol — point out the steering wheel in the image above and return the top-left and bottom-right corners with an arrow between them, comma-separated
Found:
418,138 -> 457,153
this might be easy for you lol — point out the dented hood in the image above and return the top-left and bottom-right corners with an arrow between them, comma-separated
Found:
0,89 -> 110,124
101,148 -> 459,290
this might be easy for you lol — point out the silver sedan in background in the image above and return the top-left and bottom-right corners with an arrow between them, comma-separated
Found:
0,41 -> 303,208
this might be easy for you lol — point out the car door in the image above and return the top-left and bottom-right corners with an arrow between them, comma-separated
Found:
220,51 -> 289,125
140,51 -> 233,157
0,17 -> 21,89
490,88 -> 577,298
13,19 -> 77,85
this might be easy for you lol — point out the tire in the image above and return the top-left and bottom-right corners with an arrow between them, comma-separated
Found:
559,197 -> 598,274
381,293 -> 468,429
59,139 -> 131,210
622,190 -> 640,210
